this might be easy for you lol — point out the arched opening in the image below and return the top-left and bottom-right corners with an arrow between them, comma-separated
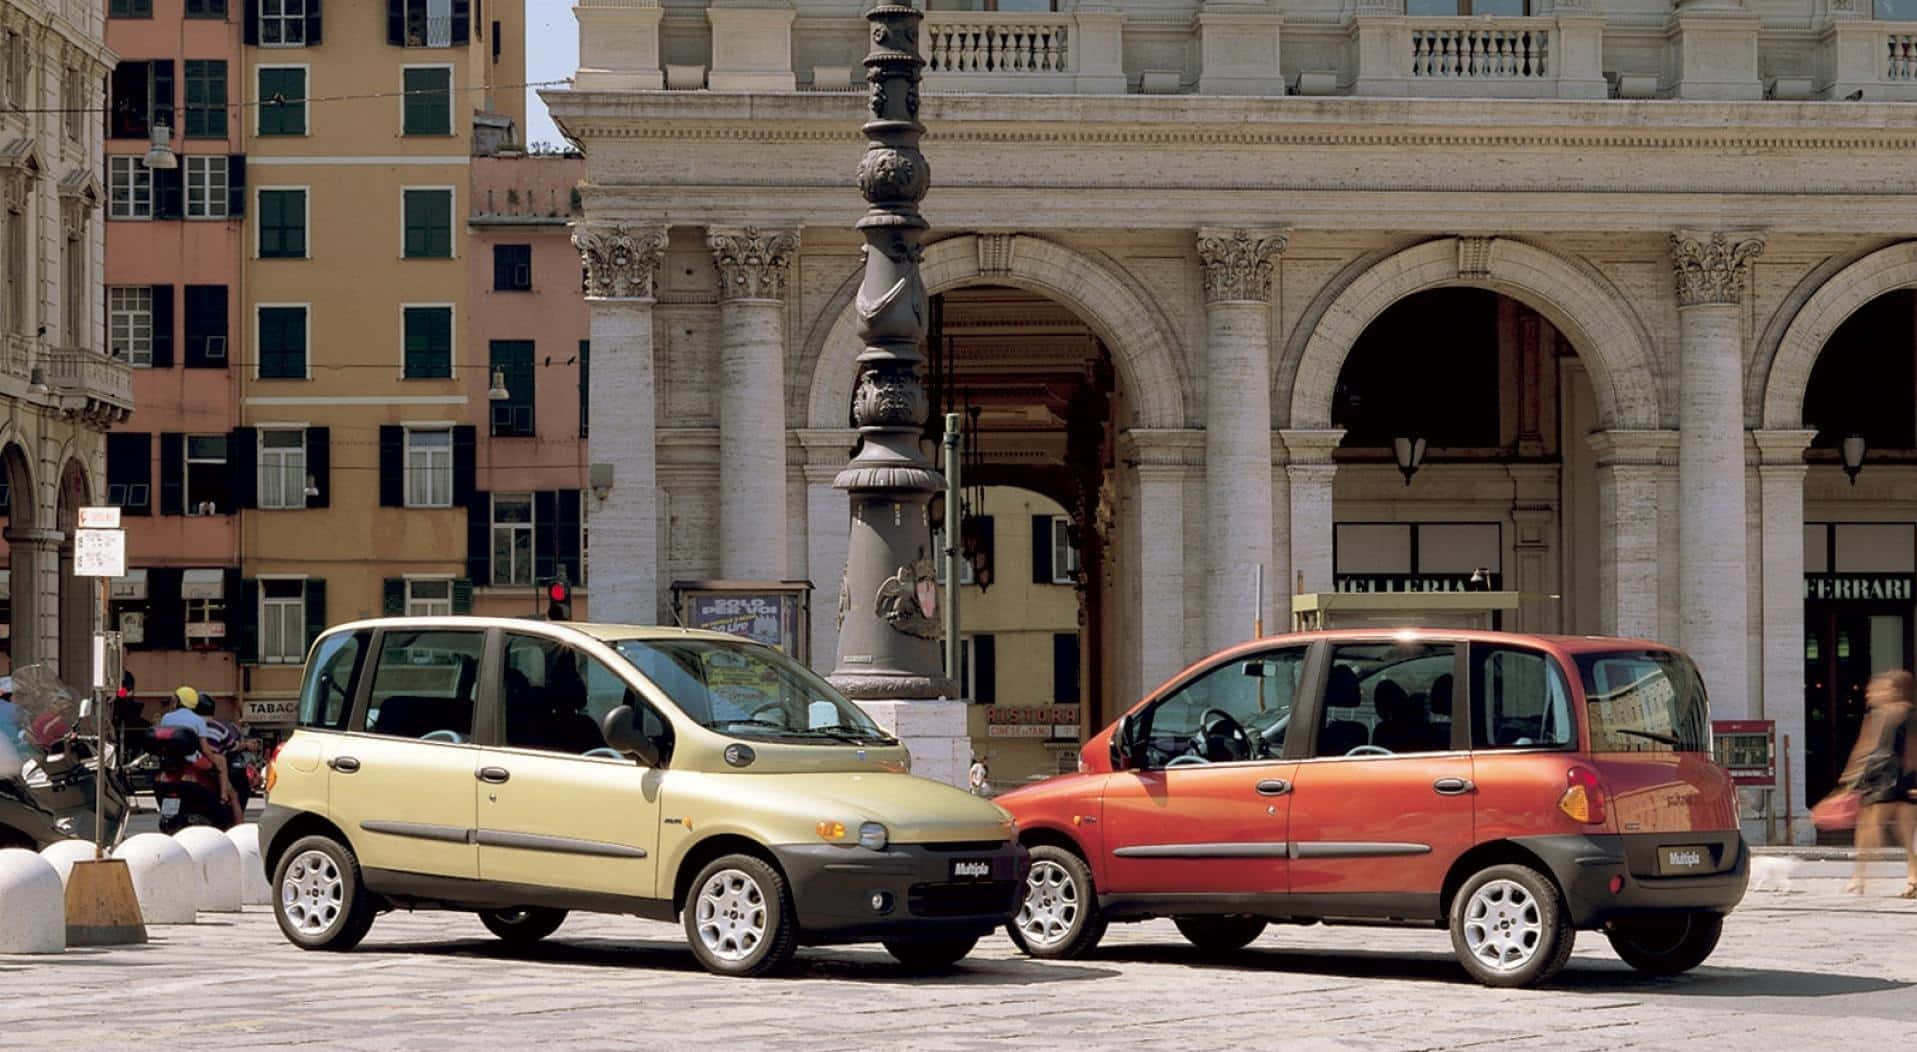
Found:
1328,288 -> 1602,634
56,459 -> 91,686
0,442 -> 34,671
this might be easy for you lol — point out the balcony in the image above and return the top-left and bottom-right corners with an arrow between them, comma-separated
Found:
1350,15 -> 1606,98
1821,20 -> 1917,101
42,347 -> 134,426
921,11 -> 1125,94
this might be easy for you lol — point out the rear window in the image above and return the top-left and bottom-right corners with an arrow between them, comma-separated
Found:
1575,650 -> 1710,752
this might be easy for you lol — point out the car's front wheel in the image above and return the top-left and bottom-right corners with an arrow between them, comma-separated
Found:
480,906 -> 568,946
1006,844 -> 1107,959
272,834 -> 376,952
1173,915 -> 1268,954
683,854 -> 797,977
1604,912 -> 1723,976
882,935 -> 979,971
1448,863 -> 1575,988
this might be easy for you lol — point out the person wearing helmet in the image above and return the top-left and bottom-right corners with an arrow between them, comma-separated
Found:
159,686 -> 237,823
0,676 -> 20,780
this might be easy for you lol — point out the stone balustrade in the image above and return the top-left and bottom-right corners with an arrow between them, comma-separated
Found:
1350,14 -> 1603,98
1821,21 -> 1917,101
1891,33 -> 1917,80
43,346 -> 134,424
925,15 -> 1071,75
1409,22 -> 1550,79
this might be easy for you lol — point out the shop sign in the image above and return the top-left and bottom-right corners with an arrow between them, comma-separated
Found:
1803,574 -> 1915,602
1712,719 -> 1776,787
1333,573 -> 1501,593
242,698 -> 299,724
986,705 -> 1081,740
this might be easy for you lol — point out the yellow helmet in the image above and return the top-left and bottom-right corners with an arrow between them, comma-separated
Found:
173,685 -> 200,709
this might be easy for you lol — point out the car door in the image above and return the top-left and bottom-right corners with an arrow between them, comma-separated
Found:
324,627 -> 486,881
1099,644 -> 1309,898
474,631 -> 664,900
1286,638 -> 1474,910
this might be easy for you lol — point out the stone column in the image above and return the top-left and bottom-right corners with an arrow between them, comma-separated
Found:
1197,227 -> 1286,651
1586,430 -> 1678,639
709,226 -> 798,580
1756,429 -> 1816,842
1279,429 -> 1344,595
1672,229 -> 1764,709
2,529 -> 57,669
1119,429 -> 1203,697
796,429 -> 857,673
572,222 -> 670,624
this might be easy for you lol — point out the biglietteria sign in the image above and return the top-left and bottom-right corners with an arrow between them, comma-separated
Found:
1334,574 -> 1502,593
1804,574 -> 1916,601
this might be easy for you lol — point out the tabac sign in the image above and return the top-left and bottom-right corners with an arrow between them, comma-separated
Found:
1803,574 -> 1915,602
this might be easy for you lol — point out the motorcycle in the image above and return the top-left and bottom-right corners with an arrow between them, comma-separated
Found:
0,664 -> 132,849
150,725 -> 235,833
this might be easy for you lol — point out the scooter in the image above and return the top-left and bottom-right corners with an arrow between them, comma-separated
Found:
9,673 -> 132,849
149,725 -> 235,833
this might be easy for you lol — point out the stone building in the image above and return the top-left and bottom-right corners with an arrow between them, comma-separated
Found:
548,0 -> 1917,838
0,0 -> 129,686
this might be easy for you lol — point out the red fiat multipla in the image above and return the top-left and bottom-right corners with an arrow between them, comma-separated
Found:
994,629 -> 1748,987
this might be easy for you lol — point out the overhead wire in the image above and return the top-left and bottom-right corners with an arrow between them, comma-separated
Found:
8,77 -> 575,116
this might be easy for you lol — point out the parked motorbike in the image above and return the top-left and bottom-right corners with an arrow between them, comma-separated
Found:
0,664 -> 132,849
149,725 -> 235,833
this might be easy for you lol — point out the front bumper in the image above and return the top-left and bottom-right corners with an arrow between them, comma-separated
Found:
1518,832 -> 1749,927
771,840 -> 1029,944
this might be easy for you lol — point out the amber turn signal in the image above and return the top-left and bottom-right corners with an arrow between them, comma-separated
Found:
816,820 -> 847,841
1557,766 -> 1607,825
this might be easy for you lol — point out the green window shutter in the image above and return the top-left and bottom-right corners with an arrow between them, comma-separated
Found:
403,190 -> 451,258
404,307 -> 451,378
259,189 -> 305,258
382,578 -> 405,616
452,579 -> 474,615
258,68 -> 305,136
184,60 -> 226,139
235,578 -> 259,664
489,341 -> 534,436
303,579 -> 327,653
402,67 -> 450,136
258,306 -> 306,379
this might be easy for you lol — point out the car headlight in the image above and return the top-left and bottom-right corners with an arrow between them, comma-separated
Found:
857,821 -> 888,850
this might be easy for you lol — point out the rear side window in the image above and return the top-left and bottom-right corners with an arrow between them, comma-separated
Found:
1576,650 -> 1710,752
363,630 -> 485,743
1470,645 -> 1574,749
298,630 -> 368,731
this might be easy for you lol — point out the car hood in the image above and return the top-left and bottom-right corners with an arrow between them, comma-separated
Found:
687,770 -> 1015,845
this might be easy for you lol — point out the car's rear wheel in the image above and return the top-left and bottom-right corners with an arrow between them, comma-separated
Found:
1172,915 -> 1268,954
1448,863 -> 1574,988
1006,845 -> 1106,959
683,854 -> 797,977
272,834 -> 376,952
882,935 -> 979,971
480,906 -> 568,946
1604,911 -> 1723,976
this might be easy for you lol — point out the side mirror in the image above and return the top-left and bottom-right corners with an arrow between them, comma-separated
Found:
602,705 -> 663,768
1109,716 -> 1128,771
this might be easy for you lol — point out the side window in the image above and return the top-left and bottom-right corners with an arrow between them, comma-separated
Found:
298,629 -> 366,731
362,629 -> 484,742
503,633 -> 663,758
1130,646 -> 1306,767
1471,645 -> 1574,750
1318,641 -> 1457,757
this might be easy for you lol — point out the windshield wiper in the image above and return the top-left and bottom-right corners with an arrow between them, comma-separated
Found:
800,723 -> 897,744
709,718 -> 788,731
1613,728 -> 1685,747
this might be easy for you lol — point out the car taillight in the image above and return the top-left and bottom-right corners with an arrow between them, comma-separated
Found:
1558,765 -> 1607,825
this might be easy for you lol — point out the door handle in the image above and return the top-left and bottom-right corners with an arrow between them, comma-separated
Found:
327,755 -> 360,773
477,766 -> 511,784
1255,779 -> 1292,796
1433,777 -> 1475,795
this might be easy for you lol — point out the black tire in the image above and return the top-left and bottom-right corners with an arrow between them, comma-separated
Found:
271,834 -> 377,952
881,935 -> 979,971
1005,844 -> 1107,960
480,907 -> 569,946
1448,863 -> 1575,988
1173,915 -> 1269,954
682,853 -> 797,977
1605,912 -> 1724,976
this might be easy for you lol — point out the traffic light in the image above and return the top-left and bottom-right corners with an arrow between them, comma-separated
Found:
546,576 -> 573,621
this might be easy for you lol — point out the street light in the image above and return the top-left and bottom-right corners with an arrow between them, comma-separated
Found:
1841,432 -> 1867,485
1393,434 -> 1427,486
143,121 -> 177,170
488,369 -> 510,401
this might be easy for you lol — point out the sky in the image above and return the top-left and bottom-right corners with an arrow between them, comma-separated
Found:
523,4 -> 579,148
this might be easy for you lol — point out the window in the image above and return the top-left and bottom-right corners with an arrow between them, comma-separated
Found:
501,634 -> 644,755
258,428 -> 307,509
1578,650 -> 1710,754
363,629 -> 484,739
184,61 -> 227,139
257,67 -> 306,134
187,0 -> 228,17
490,341 -> 533,436
1050,516 -> 1079,584
402,189 -> 452,258
106,433 -> 153,514
184,285 -> 229,367
258,188 -> 306,257
63,68 -> 86,141
109,60 -> 171,140
1317,640 -> 1458,757
1881,0 -> 1917,20
183,569 -> 227,649
260,579 -> 307,663
403,306 -> 452,378
109,157 -> 152,220
185,156 -> 229,219
493,244 -> 531,290
110,0 -> 153,17
933,525 -> 976,584
406,578 -> 454,616
1406,0 -> 1528,11
402,67 -> 452,135
298,629 -> 366,730
406,428 -> 453,507
1471,645 -> 1573,750
4,208 -> 21,335
391,0 -> 470,48
184,434 -> 229,516
1120,646 -> 1308,768
262,0 -> 309,45
492,493 -> 533,585
615,638 -> 886,744
258,306 -> 307,378
109,287 -> 154,366
1,28 -> 28,111
63,234 -> 85,347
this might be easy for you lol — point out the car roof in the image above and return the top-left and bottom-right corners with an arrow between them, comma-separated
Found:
1235,628 -> 1680,655
318,616 -> 754,646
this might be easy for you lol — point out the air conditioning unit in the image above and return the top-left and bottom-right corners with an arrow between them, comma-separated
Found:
119,611 -> 145,645
204,335 -> 227,360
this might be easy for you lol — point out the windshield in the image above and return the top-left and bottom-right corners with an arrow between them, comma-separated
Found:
613,638 -> 893,745
1575,650 -> 1710,752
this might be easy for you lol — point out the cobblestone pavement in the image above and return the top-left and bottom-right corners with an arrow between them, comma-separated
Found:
6,877 -> 1917,1050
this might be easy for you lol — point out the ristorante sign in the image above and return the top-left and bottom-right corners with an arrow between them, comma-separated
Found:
1803,574 -> 1916,602
1333,574 -> 1503,593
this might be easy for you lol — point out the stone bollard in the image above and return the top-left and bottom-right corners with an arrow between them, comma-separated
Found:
111,833 -> 198,924
0,848 -> 66,953
172,826 -> 243,913
226,824 -> 272,906
39,839 -> 102,886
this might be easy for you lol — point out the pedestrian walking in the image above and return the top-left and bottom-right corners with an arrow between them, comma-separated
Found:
1842,669 -> 1917,897
968,755 -> 990,797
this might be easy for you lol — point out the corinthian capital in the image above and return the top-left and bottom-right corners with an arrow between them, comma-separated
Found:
709,227 -> 799,302
572,222 -> 669,301
1670,229 -> 1765,307
1197,226 -> 1289,304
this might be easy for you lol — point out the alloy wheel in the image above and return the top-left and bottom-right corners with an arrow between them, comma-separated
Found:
1014,859 -> 1080,947
281,849 -> 345,937
1462,878 -> 1544,972
694,868 -> 768,962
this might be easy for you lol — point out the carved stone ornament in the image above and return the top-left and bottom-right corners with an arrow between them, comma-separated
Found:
1197,227 -> 1290,304
1671,230 -> 1765,308
874,560 -> 941,640
1457,236 -> 1493,281
572,223 -> 668,301
977,233 -> 1014,277
853,366 -> 928,428
0,168 -> 31,214
708,227 -> 798,302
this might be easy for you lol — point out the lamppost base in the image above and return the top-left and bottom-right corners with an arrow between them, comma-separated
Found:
852,697 -> 973,790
